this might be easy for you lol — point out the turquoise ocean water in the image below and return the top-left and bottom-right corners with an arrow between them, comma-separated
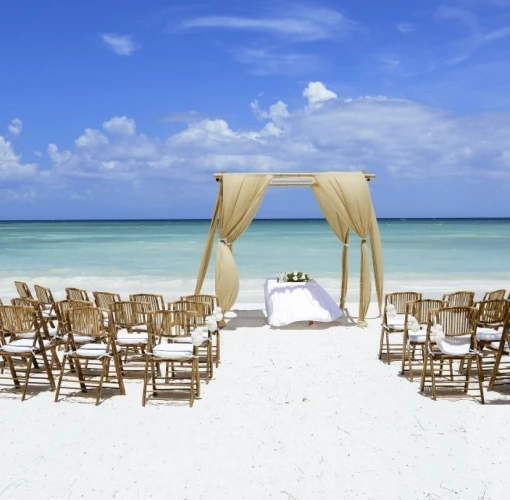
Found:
1,219 -> 509,302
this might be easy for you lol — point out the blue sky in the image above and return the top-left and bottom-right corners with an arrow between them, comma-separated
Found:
1,0 -> 510,219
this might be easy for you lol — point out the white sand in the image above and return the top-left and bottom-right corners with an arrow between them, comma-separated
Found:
1,300 -> 509,500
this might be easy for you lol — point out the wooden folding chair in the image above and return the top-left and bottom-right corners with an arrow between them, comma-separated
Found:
488,310 -> 510,391
0,305 -> 57,400
401,299 -> 446,381
420,306 -> 484,403
130,293 -> 166,311
109,301 -> 149,364
442,291 -> 475,307
34,284 -> 58,328
14,281 -> 33,299
53,300 -> 94,348
66,287 -> 90,302
55,307 -> 125,405
93,291 -> 121,309
379,292 -> 422,364
143,310 -> 200,407
483,289 -> 506,301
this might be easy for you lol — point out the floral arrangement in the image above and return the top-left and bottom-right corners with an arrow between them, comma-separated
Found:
286,271 -> 310,282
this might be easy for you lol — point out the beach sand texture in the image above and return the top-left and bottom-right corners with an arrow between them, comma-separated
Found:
0,300 -> 508,500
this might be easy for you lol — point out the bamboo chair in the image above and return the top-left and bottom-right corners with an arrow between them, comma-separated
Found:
0,305 -> 57,400
10,298 -> 54,338
53,300 -> 94,346
181,294 -> 222,365
55,307 -> 125,405
420,306 -> 484,403
109,301 -> 149,363
483,289 -> 506,301
130,293 -> 165,312
442,291 -> 475,307
401,299 -> 446,381
65,287 -> 90,302
34,284 -> 58,327
143,310 -> 200,407
93,291 -> 121,309
488,310 -> 510,391
14,281 -> 33,299
379,292 -> 422,364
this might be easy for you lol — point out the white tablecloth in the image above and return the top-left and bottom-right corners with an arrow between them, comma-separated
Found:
264,279 -> 343,327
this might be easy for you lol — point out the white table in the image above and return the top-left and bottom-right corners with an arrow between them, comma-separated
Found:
264,279 -> 343,327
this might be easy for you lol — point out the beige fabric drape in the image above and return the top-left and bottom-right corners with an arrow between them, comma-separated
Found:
370,208 -> 384,316
215,174 -> 273,312
194,186 -> 222,294
315,172 -> 377,327
312,184 -> 350,309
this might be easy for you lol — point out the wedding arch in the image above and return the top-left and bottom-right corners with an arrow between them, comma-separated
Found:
194,171 -> 384,327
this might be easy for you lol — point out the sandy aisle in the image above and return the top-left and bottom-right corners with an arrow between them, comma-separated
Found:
0,302 -> 509,499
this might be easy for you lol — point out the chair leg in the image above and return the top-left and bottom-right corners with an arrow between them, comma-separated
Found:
151,359 -> 158,396
476,356 -> 485,404
142,357 -> 149,407
408,343 -> 414,382
112,351 -> 126,395
21,357 -> 33,401
488,351 -> 502,391
39,348 -> 56,391
420,353 -> 428,392
385,331 -> 391,364
400,334 -> 407,376
54,355 -> 67,402
95,359 -> 107,406
216,331 -> 221,366
464,358 -> 473,392
430,357 -> 437,400
189,360 -> 196,408
6,356 -> 21,388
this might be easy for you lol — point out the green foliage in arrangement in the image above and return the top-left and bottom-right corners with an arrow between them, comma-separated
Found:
286,271 -> 310,282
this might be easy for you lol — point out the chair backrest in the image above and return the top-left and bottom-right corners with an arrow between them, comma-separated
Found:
146,309 -> 195,342
483,289 -> 506,301
384,292 -> 422,315
130,293 -> 165,312
406,299 -> 446,325
428,306 -> 478,338
93,291 -> 121,309
442,291 -> 475,307
15,281 -> 33,299
181,294 -> 216,316
0,305 -> 39,336
66,287 -> 90,302
476,299 -> 509,328
34,284 -> 55,308
54,300 -> 93,331
67,306 -> 109,339
109,301 -> 146,329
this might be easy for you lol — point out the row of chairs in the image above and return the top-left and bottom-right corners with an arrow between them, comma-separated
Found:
0,281 -> 223,406
379,289 -> 510,403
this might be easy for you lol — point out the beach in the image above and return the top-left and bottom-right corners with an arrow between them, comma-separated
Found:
1,219 -> 510,499
0,300 -> 508,500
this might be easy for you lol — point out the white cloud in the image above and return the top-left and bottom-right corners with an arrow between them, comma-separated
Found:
75,128 -> 109,148
303,81 -> 338,107
100,33 -> 139,56
0,136 -> 37,179
8,118 -> 23,137
38,81 -> 510,189
103,116 -> 136,136
178,6 -> 357,42
396,22 -> 415,34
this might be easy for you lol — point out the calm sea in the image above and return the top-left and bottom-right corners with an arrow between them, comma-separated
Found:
1,219 -> 509,302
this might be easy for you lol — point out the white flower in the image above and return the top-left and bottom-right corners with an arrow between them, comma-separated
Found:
293,276 -> 297,281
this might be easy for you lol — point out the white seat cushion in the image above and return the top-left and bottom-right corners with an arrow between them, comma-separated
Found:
116,329 -> 148,345
132,324 -> 147,332
13,331 -> 37,340
172,334 -> 209,344
477,328 -> 502,342
408,332 -> 426,343
436,335 -> 471,356
152,343 -> 194,360
75,343 -> 109,358
386,314 -> 406,329
63,334 -> 96,344
490,341 -> 510,352
1,339 -> 51,354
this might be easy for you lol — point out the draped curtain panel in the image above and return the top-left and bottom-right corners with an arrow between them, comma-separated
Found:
315,172 -> 381,327
215,174 -> 273,312
369,208 -> 384,316
312,184 -> 350,309
194,187 -> 221,294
